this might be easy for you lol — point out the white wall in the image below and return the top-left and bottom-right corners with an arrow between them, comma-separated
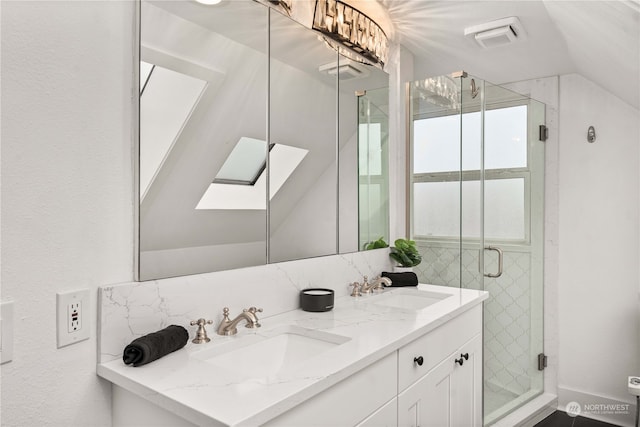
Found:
269,153 -> 337,262
387,44 -> 413,241
1,1 -> 135,425
557,73 -> 640,426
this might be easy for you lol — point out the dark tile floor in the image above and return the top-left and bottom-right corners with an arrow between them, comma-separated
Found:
534,411 -> 622,427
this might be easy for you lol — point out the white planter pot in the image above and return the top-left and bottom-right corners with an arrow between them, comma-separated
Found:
393,266 -> 414,273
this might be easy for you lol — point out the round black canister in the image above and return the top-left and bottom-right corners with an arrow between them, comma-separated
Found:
300,288 -> 335,312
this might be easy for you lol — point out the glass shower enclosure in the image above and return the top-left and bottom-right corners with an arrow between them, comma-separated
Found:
407,72 -> 545,425
358,87 -> 390,250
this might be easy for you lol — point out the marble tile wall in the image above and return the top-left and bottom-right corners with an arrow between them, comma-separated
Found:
98,249 -> 393,363
416,243 -> 537,397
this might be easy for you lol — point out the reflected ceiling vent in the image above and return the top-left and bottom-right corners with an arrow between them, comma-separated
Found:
464,17 -> 527,48
318,59 -> 369,80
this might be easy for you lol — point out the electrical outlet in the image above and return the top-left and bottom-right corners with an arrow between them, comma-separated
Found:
57,289 -> 90,348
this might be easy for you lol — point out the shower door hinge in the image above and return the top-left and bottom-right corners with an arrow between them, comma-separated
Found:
539,125 -> 549,142
537,353 -> 548,371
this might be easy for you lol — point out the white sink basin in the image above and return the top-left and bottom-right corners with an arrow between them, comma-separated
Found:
192,325 -> 350,379
368,289 -> 452,310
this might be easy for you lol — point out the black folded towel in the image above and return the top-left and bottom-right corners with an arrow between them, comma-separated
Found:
381,271 -> 419,287
123,325 -> 189,367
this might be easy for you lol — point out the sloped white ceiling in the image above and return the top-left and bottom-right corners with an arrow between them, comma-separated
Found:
385,0 -> 639,109
541,0 -> 639,108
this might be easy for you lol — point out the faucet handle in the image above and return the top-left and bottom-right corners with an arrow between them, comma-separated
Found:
350,281 -> 362,297
189,318 -> 213,344
244,307 -> 262,329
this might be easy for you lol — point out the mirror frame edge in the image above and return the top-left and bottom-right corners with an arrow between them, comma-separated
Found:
134,0 -> 141,282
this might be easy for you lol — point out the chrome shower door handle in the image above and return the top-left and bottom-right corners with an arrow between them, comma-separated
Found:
483,246 -> 503,278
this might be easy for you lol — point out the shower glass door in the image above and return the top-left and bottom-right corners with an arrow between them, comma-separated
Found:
409,72 -> 545,425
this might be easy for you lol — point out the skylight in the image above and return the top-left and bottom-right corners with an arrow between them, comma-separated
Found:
213,137 -> 269,185
196,139 -> 308,210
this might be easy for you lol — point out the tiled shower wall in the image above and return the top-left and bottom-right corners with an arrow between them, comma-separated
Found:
416,242 -> 535,396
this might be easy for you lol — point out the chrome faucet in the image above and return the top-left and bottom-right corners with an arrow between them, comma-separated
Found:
217,307 -> 263,336
360,275 -> 392,294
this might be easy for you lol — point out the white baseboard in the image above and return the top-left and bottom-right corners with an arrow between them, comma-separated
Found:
491,393 -> 557,427
558,386 -> 637,427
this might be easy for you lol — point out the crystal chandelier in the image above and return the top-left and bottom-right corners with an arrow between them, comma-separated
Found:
268,0 -> 292,16
412,76 -> 461,110
312,0 -> 389,67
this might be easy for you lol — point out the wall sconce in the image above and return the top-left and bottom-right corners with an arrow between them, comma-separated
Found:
312,0 -> 389,67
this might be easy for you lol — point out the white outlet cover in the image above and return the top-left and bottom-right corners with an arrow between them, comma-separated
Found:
56,289 -> 90,348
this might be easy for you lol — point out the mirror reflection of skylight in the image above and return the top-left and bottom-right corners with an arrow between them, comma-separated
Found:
140,63 -> 207,199
268,144 -> 308,197
213,137 -> 268,185
196,141 -> 308,210
140,61 -> 154,95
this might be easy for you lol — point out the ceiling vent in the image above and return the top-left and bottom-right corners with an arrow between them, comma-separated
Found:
464,17 -> 527,48
318,59 -> 369,80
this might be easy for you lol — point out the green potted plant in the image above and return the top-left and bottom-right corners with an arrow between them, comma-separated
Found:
389,238 -> 422,272
363,237 -> 389,250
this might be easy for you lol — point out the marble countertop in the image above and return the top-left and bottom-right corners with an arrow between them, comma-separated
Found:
97,284 -> 488,427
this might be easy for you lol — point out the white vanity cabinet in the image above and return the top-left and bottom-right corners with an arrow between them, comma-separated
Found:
101,289 -> 487,427
398,334 -> 482,427
355,398 -> 398,427
264,352 -> 397,427
397,304 -> 483,427
268,304 -> 483,427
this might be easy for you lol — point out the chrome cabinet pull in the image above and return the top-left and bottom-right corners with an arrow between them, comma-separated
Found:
483,246 -> 503,278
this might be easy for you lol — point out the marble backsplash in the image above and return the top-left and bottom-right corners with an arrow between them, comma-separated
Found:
98,249 -> 393,363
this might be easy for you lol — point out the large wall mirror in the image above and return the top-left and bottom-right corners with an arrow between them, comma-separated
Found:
138,0 -> 389,280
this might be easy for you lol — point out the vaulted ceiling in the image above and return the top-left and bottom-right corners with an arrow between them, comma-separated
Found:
385,0 -> 640,109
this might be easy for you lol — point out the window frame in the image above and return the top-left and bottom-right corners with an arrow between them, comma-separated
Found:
410,100 -> 533,246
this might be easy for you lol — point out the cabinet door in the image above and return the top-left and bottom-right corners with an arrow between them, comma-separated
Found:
398,355 -> 455,427
451,334 -> 482,427
355,398 -> 397,427
398,334 -> 482,427
264,353 -> 397,427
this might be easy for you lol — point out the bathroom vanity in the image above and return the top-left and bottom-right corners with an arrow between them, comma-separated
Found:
98,284 -> 487,427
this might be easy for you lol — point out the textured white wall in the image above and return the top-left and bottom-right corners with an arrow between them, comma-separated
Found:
557,73 -> 640,425
1,1 -> 135,425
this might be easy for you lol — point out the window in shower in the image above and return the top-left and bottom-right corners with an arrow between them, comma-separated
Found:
412,104 -> 530,242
